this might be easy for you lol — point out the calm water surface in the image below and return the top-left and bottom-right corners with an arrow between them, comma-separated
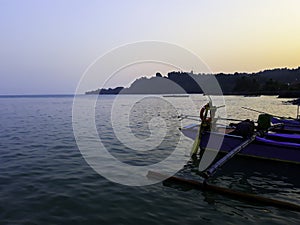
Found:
0,95 -> 300,224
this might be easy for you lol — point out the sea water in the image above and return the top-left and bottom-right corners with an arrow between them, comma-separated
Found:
0,95 -> 299,224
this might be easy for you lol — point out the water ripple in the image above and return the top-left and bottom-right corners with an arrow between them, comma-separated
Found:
0,95 -> 300,224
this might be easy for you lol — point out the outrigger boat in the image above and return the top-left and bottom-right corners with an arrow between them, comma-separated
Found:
149,118 -> 300,212
148,104 -> 300,212
148,105 -> 300,212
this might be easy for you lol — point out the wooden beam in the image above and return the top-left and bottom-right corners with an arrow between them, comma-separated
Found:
147,171 -> 300,212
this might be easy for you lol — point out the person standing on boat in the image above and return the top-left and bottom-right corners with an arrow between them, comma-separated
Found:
191,102 -> 217,161
199,102 -> 216,131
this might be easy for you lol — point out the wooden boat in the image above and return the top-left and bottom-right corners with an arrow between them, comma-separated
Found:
180,124 -> 300,165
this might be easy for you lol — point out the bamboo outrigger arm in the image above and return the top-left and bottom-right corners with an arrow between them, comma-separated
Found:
147,171 -> 300,212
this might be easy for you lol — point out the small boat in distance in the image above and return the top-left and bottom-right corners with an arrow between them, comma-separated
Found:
163,94 -> 189,98
243,94 -> 261,97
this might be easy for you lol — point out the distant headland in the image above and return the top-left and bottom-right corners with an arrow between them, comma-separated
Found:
85,67 -> 300,97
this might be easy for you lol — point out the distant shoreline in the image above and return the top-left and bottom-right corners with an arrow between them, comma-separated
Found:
84,92 -> 300,98
86,67 -> 300,98
1,92 -> 299,98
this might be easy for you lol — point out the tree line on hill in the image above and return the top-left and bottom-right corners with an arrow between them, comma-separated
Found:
85,67 -> 300,97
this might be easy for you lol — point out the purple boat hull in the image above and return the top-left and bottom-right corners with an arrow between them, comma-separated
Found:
271,117 -> 300,126
271,117 -> 300,134
181,124 -> 300,164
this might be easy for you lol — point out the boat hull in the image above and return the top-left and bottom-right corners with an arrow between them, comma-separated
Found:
272,117 -> 300,126
271,117 -> 300,134
180,124 -> 300,164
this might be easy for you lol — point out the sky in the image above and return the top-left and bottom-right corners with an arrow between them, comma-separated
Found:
0,0 -> 300,94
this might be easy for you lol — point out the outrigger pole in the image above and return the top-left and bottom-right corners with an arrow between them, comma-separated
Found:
201,122 -> 278,179
147,171 -> 300,212
201,134 -> 257,179
178,114 -> 244,122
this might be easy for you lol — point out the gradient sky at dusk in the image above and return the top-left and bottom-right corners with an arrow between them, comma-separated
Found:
1,0 -> 299,94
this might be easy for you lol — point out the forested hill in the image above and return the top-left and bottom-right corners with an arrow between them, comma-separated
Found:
86,67 -> 300,96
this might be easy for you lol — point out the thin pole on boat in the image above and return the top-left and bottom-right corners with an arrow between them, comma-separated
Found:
242,107 -> 287,119
217,117 -> 245,122
297,105 -> 300,120
178,114 -> 198,118
179,116 -> 200,122
201,134 -> 257,179
178,114 -> 244,122
178,117 -> 226,127
146,171 -> 300,212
